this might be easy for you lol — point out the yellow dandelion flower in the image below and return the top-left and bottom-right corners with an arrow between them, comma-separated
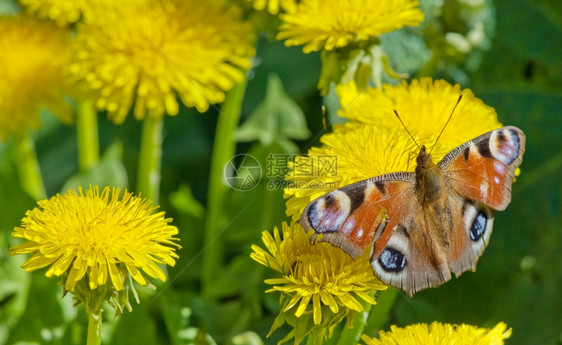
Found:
10,186 -> 181,293
251,221 -> 386,326
0,15 -> 72,141
284,78 -> 502,218
249,0 -> 297,15
70,0 -> 255,124
361,321 -> 512,345
19,0 -> 84,25
277,0 -> 424,53
284,124 -> 417,218
336,78 -> 502,148
19,0 -> 117,26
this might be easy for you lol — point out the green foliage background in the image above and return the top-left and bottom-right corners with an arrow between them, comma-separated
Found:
0,0 -> 560,344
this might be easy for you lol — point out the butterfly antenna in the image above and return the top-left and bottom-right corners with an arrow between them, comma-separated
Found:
393,109 -> 420,150
429,94 -> 463,154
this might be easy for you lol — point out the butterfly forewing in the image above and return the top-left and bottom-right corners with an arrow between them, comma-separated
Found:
300,173 -> 414,259
439,126 -> 526,211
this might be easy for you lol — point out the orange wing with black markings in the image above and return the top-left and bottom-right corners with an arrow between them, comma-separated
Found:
439,126 -> 525,211
438,126 -> 525,275
299,173 -> 415,259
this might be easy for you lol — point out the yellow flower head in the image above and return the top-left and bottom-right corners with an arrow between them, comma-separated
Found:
284,124 -> 416,218
19,0 -> 84,25
70,0 -> 255,124
361,322 -> 512,345
277,0 -> 424,53
19,0 -> 115,26
249,0 -> 297,15
10,186 -> 181,293
251,221 -> 386,327
284,78 -> 502,218
0,15 -> 72,141
337,78 -> 502,148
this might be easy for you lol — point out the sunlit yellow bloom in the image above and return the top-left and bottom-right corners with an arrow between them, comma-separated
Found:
277,0 -> 424,53
249,0 -> 297,14
19,0 -> 84,25
0,15 -> 72,141
336,78 -> 502,148
285,78 -> 502,218
70,0 -> 255,124
361,322 -> 512,345
284,124 -> 416,218
19,0 -> 116,26
10,186 -> 180,293
251,221 -> 386,326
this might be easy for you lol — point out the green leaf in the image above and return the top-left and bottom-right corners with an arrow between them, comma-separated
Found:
203,255 -> 262,301
472,0 -> 562,91
231,331 -> 264,345
324,84 -> 346,126
364,288 -> 399,335
5,276 -> 67,344
169,185 -> 205,219
183,290 -> 253,342
109,303 -> 158,345
235,74 -> 310,144
160,297 -> 193,345
0,236 -> 30,345
0,170 -> 36,231
61,141 -> 128,192
224,141 -> 294,246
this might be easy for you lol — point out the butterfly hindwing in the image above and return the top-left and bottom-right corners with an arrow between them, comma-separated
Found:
369,209 -> 453,297
446,195 -> 495,276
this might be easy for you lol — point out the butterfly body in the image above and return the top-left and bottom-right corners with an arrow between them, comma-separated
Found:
300,126 -> 525,296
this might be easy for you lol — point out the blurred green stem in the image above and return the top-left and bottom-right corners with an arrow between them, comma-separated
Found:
371,45 -> 384,89
13,133 -> 46,200
201,80 -> 247,299
76,100 -> 100,172
86,311 -> 102,345
137,113 -> 163,203
335,302 -> 373,345
335,289 -> 398,344
365,288 -> 400,334
416,52 -> 441,77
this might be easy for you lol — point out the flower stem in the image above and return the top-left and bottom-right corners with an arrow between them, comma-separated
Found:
371,45 -> 384,89
137,114 -> 163,203
76,100 -> 100,172
365,288 -> 400,334
86,311 -> 102,345
416,52 -> 441,78
335,304 -> 373,345
201,80 -> 247,299
12,133 -> 46,200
